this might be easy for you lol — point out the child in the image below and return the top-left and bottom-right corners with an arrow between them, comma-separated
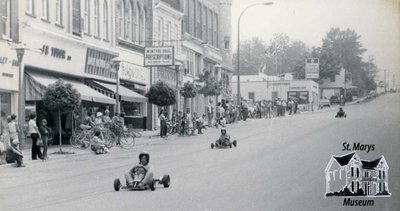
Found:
196,114 -> 206,134
335,107 -> 347,118
216,128 -> 230,146
6,138 -> 25,167
91,131 -> 110,154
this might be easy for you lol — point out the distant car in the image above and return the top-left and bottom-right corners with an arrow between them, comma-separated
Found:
329,96 -> 340,105
319,99 -> 331,108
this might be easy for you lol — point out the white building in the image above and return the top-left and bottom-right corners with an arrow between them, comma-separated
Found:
150,0 -> 184,129
0,0 -> 19,127
232,73 -> 319,110
179,0 -> 234,116
19,0 -> 151,133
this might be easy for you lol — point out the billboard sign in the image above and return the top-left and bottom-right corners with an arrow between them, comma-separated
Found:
144,46 -> 174,67
305,58 -> 319,79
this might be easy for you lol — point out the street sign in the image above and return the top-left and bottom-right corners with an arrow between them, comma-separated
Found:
305,58 -> 319,79
144,46 -> 175,67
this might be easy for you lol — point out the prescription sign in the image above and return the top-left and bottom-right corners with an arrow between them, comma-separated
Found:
144,46 -> 175,67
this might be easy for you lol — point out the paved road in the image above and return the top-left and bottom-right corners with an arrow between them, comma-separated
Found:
1,94 -> 399,211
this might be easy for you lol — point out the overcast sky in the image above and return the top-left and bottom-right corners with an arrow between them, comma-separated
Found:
231,0 -> 400,86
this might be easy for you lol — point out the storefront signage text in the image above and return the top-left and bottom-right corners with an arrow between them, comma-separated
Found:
41,45 -> 71,60
85,48 -> 118,79
289,86 -> 307,90
120,62 -> 148,84
144,46 -> 174,67
0,56 -> 19,67
272,82 -> 291,86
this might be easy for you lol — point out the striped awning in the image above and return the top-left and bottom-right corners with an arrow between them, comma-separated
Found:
25,72 -> 116,105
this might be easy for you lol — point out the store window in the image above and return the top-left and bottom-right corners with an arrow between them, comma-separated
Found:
0,93 -> 11,119
121,102 -> 143,117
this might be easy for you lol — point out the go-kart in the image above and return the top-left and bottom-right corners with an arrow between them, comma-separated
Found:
335,113 -> 347,118
211,138 -> 237,149
113,166 -> 170,191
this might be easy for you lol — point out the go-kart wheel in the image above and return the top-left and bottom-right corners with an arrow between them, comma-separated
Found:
114,178 -> 121,191
229,143 -> 232,148
233,140 -> 237,147
211,143 -> 214,149
149,181 -> 155,191
161,175 -> 170,188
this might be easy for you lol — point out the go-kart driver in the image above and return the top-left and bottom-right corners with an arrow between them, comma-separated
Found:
216,128 -> 230,146
336,107 -> 346,118
124,151 -> 154,188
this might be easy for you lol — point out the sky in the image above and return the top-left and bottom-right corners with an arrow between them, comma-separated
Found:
231,0 -> 400,87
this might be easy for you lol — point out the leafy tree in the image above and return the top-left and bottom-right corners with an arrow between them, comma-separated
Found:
145,81 -> 176,107
197,70 -> 224,97
42,79 -> 81,152
180,81 -> 197,98
317,28 -> 378,93
233,37 -> 267,75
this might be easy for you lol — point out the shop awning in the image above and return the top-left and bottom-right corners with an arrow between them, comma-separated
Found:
26,72 -> 116,105
92,80 -> 147,103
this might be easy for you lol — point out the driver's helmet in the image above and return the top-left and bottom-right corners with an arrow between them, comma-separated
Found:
139,151 -> 150,163
221,128 -> 227,134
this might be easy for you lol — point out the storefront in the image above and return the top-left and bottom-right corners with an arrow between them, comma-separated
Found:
22,26 -> 149,136
0,42 -> 19,129
268,80 -> 319,110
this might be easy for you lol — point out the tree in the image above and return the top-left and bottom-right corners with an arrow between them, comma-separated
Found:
233,37 -> 267,75
197,70 -> 224,97
318,28 -> 366,80
145,81 -> 176,107
180,81 -> 197,98
317,28 -> 379,93
42,79 -> 81,153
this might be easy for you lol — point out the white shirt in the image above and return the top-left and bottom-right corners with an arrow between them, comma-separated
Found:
28,119 -> 38,135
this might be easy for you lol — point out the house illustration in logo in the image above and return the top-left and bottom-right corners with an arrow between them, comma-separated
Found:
325,152 -> 391,197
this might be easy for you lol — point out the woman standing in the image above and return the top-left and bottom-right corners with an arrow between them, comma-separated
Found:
159,109 -> 167,138
39,119 -> 50,160
28,113 -> 42,160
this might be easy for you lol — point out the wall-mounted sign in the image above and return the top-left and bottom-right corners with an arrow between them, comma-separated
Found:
41,45 -> 72,60
306,58 -> 319,79
119,62 -> 150,85
85,48 -> 118,79
144,46 -> 174,67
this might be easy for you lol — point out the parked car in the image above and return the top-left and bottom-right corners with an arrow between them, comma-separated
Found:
319,99 -> 331,108
329,96 -> 340,104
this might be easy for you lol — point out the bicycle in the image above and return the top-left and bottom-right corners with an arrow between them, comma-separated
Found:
109,124 -> 136,149
69,127 -> 116,149
166,121 -> 179,135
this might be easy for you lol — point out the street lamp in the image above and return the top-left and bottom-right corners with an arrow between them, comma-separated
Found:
237,2 -> 273,106
111,57 -> 122,113
12,44 -> 29,149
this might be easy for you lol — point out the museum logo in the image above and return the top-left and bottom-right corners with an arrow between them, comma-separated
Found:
324,152 -> 391,206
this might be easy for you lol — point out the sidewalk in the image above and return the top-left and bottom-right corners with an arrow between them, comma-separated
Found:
0,130 -> 166,168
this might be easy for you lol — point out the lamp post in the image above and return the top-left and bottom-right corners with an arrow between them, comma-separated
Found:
237,2 -> 273,106
15,46 -> 26,149
111,58 -> 122,113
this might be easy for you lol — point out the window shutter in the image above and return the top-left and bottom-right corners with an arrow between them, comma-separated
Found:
72,0 -> 81,35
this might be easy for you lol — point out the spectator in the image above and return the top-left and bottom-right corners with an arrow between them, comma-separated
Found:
28,113 -> 43,160
6,139 -> 25,167
197,114 -> 206,134
281,100 -> 287,116
39,119 -> 50,160
159,109 -> 168,138
91,131 -> 110,154
8,115 -> 19,147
